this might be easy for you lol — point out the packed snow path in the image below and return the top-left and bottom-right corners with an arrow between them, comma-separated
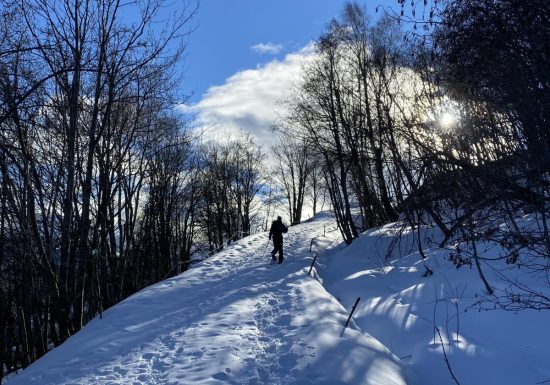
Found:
7,214 -> 408,385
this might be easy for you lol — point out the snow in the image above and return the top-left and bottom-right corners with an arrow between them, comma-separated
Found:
318,222 -> 550,385
5,213 -> 407,385
6,212 -> 549,385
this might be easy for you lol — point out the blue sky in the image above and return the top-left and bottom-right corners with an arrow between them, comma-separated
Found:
175,0 -> 400,149
185,0 -> 398,102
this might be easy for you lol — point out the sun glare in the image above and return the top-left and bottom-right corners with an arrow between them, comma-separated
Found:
440,111 -> 456,128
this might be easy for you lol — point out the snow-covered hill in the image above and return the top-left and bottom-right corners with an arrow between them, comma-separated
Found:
5,213 -> 408,385
6,212 -> 549,385
318,222 -> 550,385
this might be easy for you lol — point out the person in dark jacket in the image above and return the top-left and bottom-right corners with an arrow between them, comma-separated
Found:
269,216 -> 288,264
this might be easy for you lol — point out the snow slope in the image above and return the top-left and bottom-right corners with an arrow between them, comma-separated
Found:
6,213 -> 409,385
318,223 -> 550,385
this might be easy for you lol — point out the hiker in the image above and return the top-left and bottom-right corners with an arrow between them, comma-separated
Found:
269,216 -> 288,264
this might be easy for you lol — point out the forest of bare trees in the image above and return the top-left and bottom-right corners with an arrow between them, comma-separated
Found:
1,0 -> 548,380
0,0 -> 273,379
0,0 -> 195,376
283,0 -> 549,308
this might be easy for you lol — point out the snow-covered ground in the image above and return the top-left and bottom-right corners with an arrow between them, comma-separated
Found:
5,213 -> 407,385
6,212 -> 550,385
317,222 -> 550,385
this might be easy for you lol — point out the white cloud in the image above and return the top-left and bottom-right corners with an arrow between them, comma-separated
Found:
250,42 -> 284,55
184,45 -> 316,152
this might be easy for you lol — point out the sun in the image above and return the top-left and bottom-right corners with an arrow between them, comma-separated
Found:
440,111 -> 456,128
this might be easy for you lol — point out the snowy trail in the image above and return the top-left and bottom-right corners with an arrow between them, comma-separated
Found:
6,215 -> 408,385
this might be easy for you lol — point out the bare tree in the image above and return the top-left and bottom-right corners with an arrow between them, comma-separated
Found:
197,135 -> 266,255
0,0 -> 198,377
271,129 -> 312,225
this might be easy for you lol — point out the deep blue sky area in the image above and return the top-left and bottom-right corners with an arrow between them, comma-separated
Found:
184,0 -> 398,102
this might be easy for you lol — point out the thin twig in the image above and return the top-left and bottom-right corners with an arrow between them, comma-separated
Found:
436,327 -> 461,385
